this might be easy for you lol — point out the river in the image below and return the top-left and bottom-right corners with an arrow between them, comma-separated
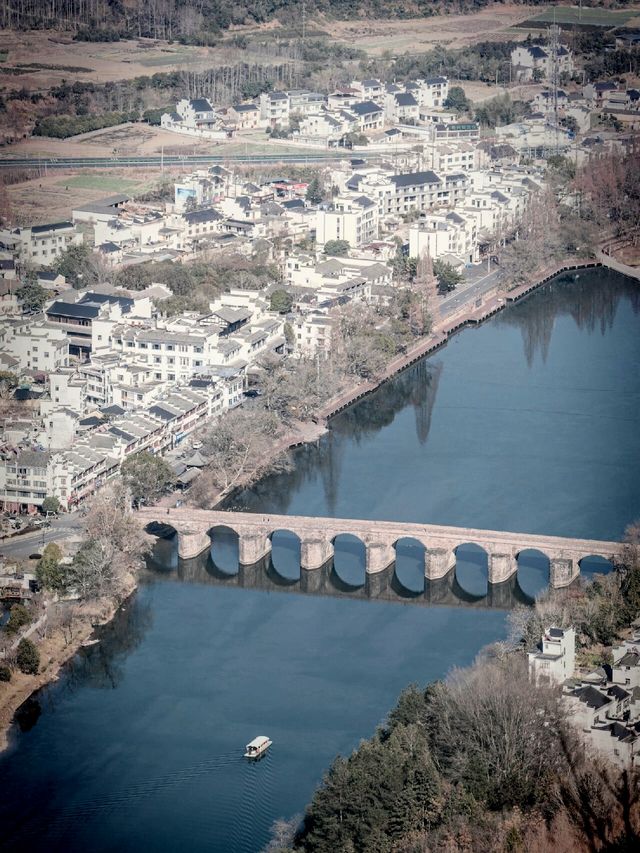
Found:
0,268 -> 638,852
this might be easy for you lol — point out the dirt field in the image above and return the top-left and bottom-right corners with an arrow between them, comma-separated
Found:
320,6 -> 536,55
0,31 -> 280,92
5,169 -> 171,224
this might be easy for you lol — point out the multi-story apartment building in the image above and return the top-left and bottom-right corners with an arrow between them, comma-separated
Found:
409,211 -> 479,265
370,171 -> 468,217
0,321 -> 69,373
0,221 -> 82,267
315,195 -> 379,249
259,91 -> 291,127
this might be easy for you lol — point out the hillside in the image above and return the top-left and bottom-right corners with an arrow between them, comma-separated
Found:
1,0 -> 629,42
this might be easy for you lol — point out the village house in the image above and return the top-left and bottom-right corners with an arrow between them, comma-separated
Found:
315,195 -> 379,250
0,221 -> 83,267
409,211 -> 479,265
511,42 -> 574,82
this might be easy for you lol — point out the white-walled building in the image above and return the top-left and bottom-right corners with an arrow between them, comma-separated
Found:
316,195 -> 379,250
511,43 -> 574,82
0,221 -> 82,267
529,626 -> 576,685
409,211 -> 479,265
0,322 -> 69,374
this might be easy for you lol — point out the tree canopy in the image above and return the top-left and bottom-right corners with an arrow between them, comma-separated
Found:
270,288 -> 294,314
323,239 -> 350,257
121,452 -> 175,507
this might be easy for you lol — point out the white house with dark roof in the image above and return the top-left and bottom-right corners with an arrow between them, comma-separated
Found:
224,102 -> 264,130
511,42 -> 573,82
385,91 -> 420,124
161,98 -> 228,138
529,626 -> 576,685
315,194 -> 379,249
0,221 -> 82,266
409,210 -> 479,265
351,79 -> 384,102
351,101 -> 385,133
259,91 -> 291,127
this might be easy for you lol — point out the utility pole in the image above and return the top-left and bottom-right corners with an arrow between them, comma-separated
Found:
549,23 -> 561,156
302,0 -> 306,42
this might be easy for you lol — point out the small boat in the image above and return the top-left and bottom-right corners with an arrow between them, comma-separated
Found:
244,735 -> 272,759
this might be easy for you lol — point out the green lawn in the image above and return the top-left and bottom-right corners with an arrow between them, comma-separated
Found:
139,50 -> 201,67
55,175 -> 144,192
526,6 -> 636,27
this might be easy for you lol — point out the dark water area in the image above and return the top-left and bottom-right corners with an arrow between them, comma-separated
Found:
0,268 -> 638,852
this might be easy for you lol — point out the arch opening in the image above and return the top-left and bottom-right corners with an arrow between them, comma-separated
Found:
331,534 -> 366,589
454,543 -> 488,598
516,548 -> 550,600
208,525 -> 239,576
146,527 -> 179,572
579,555 -> 614,581
268,529 -> 301,581
393,538 -> 426,596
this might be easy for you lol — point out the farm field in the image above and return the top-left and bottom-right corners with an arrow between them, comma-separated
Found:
5,170 -> 168,224
523,5 -> 640,28
317,5 -> 535,55
0,30 -> 283,91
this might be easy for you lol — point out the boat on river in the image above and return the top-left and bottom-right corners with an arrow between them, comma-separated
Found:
244,735 -> 272,759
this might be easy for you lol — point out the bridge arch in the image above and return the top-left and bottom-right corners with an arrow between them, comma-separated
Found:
331,533 -> 366,588
579,554 -> 615,580
515,548 -> 550,600
453,543 -> 489,598
393,537 -> 426,596
207,524 -> 239,575
268,529 -> 302,582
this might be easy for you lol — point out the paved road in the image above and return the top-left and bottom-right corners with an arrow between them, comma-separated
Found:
0,516 -> 83,561
0,152 -> 350,170
440,265 -> 502,316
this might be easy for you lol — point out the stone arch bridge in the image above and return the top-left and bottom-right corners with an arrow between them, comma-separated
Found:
138,508 -> 625,589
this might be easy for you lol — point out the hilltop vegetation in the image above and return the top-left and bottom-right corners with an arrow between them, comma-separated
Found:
2,1 -> 636,43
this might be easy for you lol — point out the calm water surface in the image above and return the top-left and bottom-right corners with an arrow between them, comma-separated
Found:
0,269 -> 638,852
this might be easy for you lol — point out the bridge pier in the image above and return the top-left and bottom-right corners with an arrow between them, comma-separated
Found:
238,532 -> 271,566
300,537 -> 333,570
177,530 -> 211,560
488,552 -> 518,585
424,547 -> 455,581
366,542 -> 396,574
550,557 -> 579,589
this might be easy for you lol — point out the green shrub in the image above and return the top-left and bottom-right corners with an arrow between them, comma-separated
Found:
5,604 -> 31,637
16,639 -> 39,675
0,663 -> 11,682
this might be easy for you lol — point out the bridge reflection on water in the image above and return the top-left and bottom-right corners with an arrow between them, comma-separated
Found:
146,535 -> 542,610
